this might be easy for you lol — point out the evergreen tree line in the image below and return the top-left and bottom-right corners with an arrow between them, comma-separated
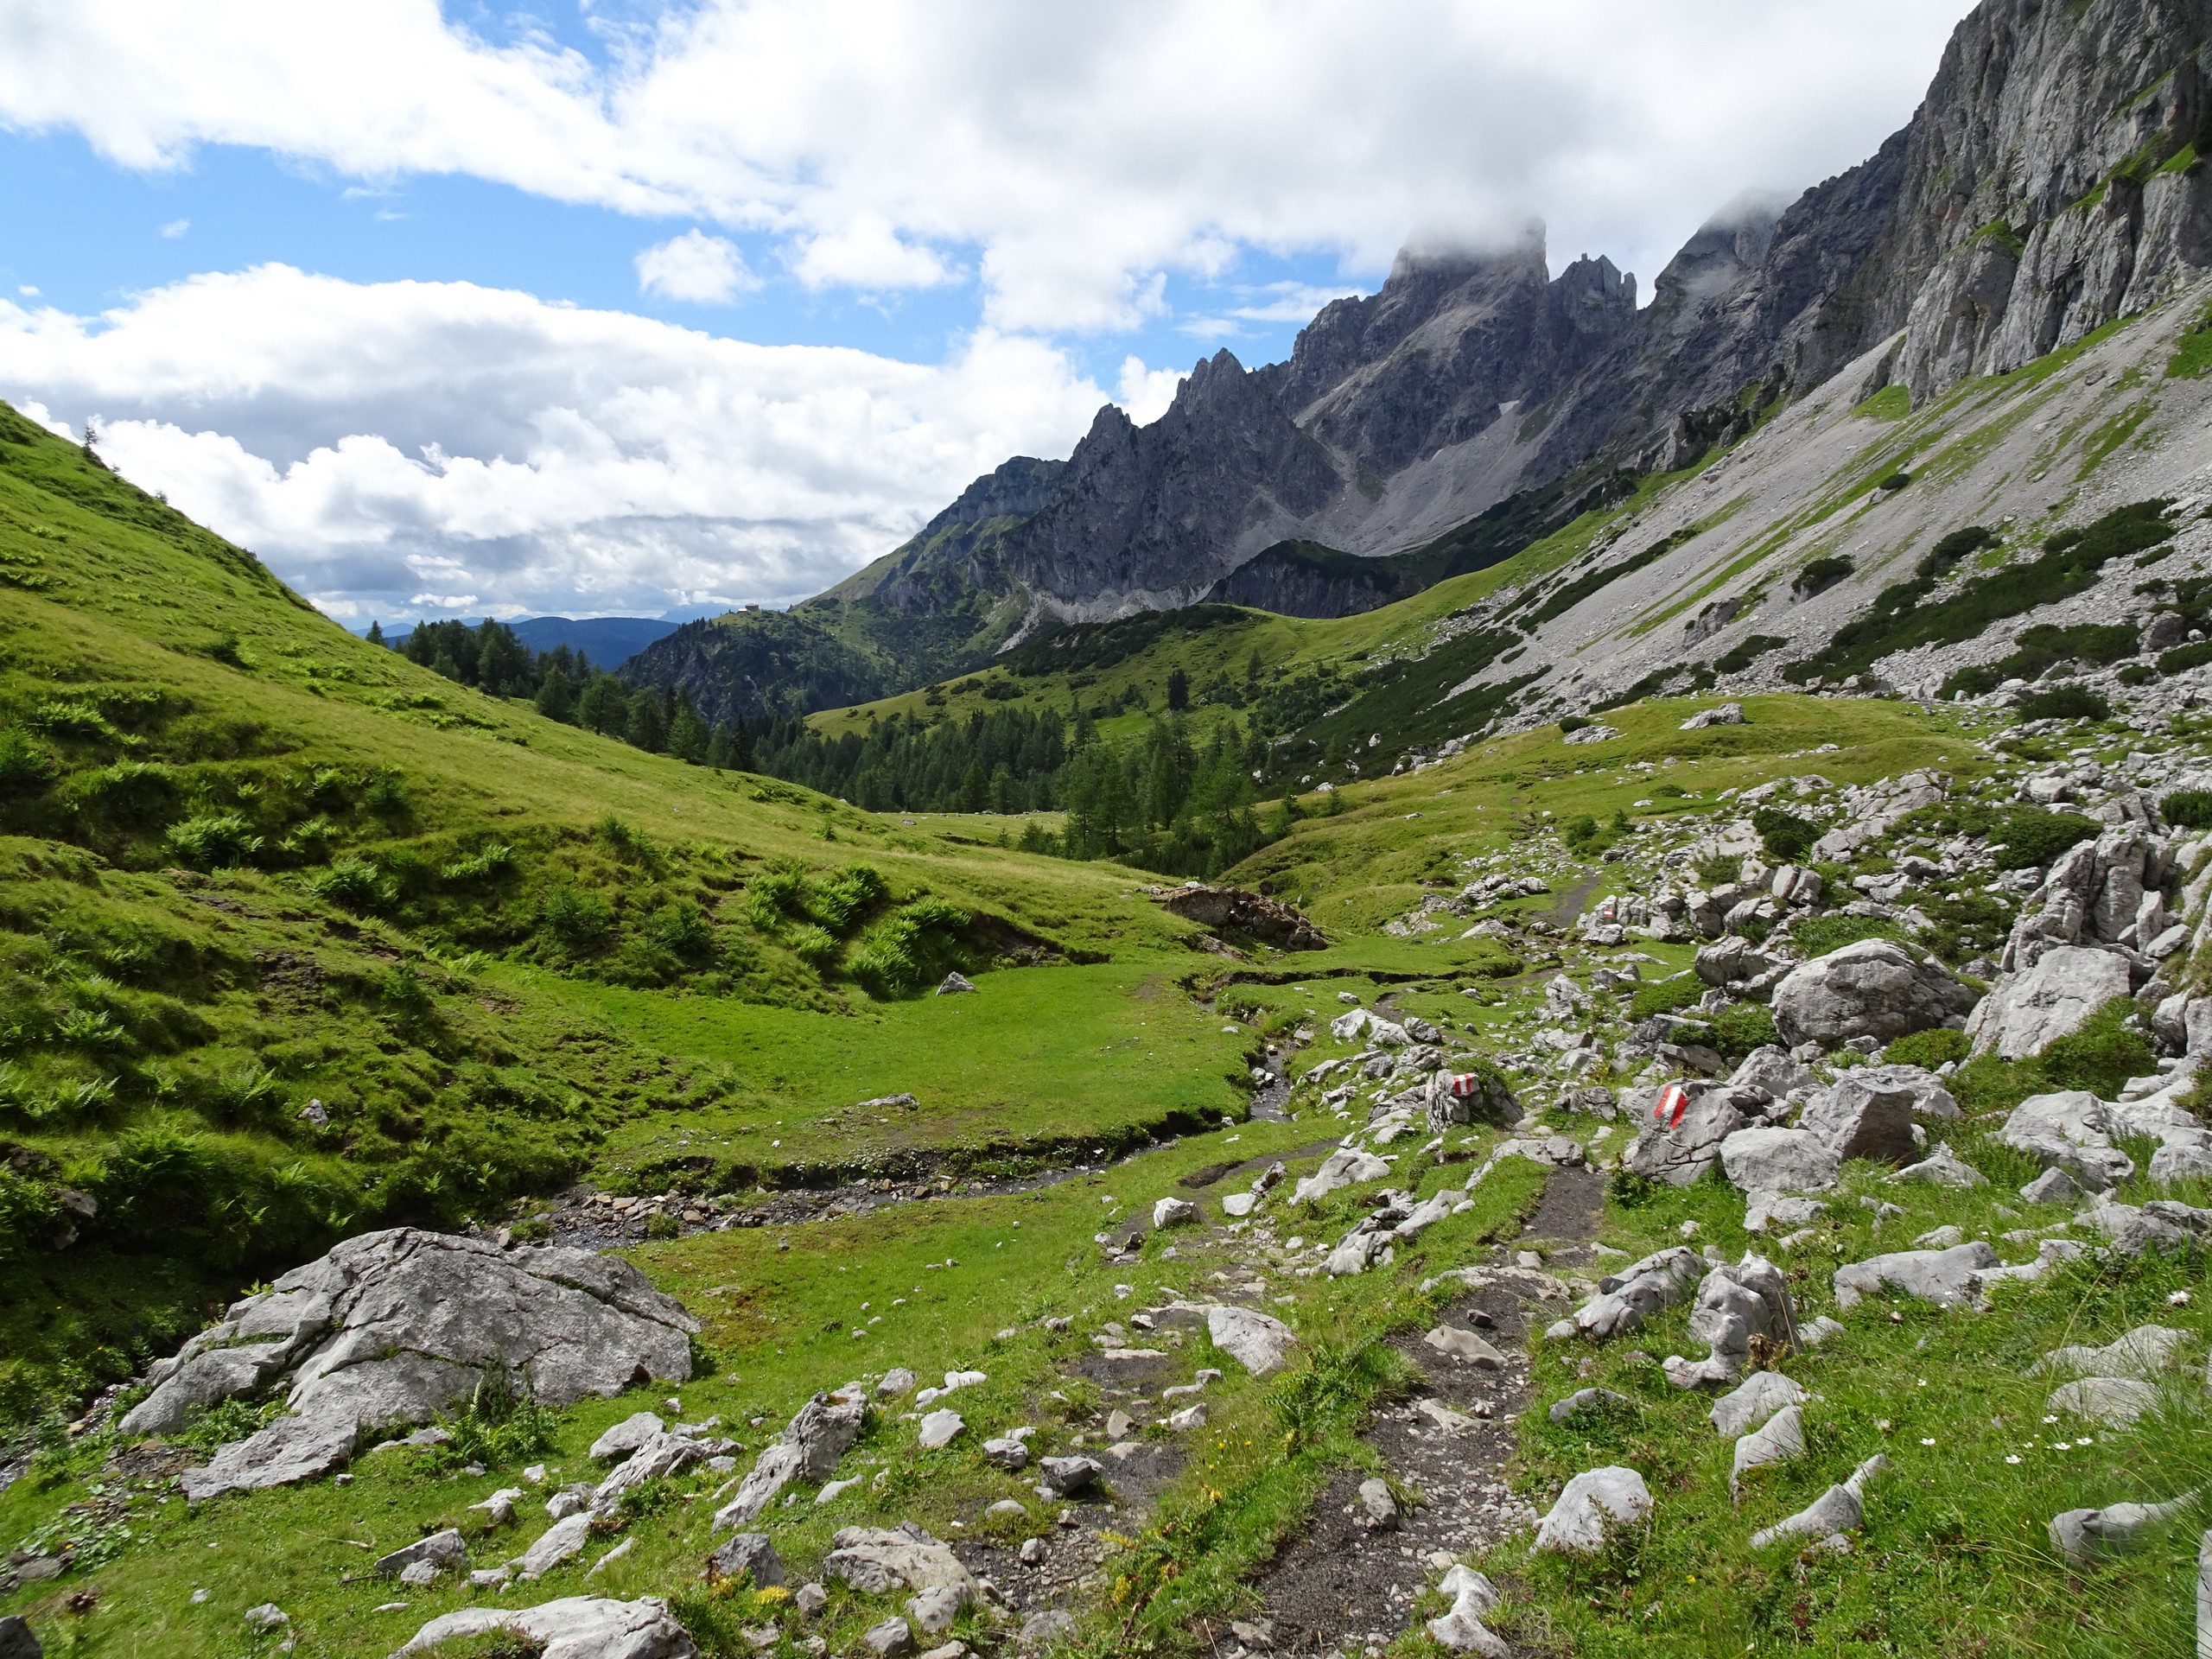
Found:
372,617 -> 749,764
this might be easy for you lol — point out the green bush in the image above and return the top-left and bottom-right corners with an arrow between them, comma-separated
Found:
2118,663 -> 2157,686
308,855 -> 392,912
1989,810 -> 2098,870
538,885 -> 613,950
1696,853 -> 1744,887
1884,1027 -> 1969,1069
1561,814 -> 1599,849
2159,639 -> 2212,675
1877,471 -> 1913,491
848,899 -> 972,999
67,760 -> 179,827
743,865 -> 810,930
1792,557 -> 1855,601
1948,998 -> 2155,1115
1714,634 -> 1788,674
163,812 -> 264,869
2164,790 -> 2212,830
645,899 -> 716,963
434,1373 -> 558,1470
1751,805 -> 1818,861
439,842 -> 514,884
1705,1003 -> 1779,1057
1941,621 -> 2142,697
786,923 -> 841,970
1558,715 -> 1591,734
0,1164 -> 62,1262
810,864 -> 889,932
0,728 -> 60,798
2015,684 -> 2111,722
1628,973 -> 1705,1021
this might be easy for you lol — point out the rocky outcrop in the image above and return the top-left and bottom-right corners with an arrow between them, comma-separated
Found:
1770,939 -> 1975,1048
1158,884 -> 1327,950
120,1230 -> 698,1503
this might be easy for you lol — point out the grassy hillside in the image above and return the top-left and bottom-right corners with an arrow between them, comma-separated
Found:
0,400 -> 1250,1414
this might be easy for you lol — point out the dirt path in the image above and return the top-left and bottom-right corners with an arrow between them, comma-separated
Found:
1214,1166 -> 1603,1658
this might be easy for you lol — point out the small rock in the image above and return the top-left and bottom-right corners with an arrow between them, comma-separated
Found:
1730,1404 -> 1806,1498
2020,1166 -> 2081,1205
709,1532 -> 785,1586
1709,1371 -> 1805,1439
585,1536 -> 635,1579
1105,1409 -> 1134,1439
1020,1609 -> 1077,1649
375,1529 -> 467,1581
863,1616 -> 916,1656
1357,1478 -> 1401,1530
1167,1404 -> 1207,1431
589,1411 -> 666,1462
1020,1536 -> 1047,1566
879,1369 -> 918,1396
1037,1456 -> 1103,1497
243,1605 -> 289,1632
918,1409 -> 965,1450
906,1586 -> 964,1638
1424,1325 -> 1507,1368
1153,1198 -> 1199,1230
936,973 -> 976,995
1548,1388 -> 1630,1425
0,1622 -> 37,1659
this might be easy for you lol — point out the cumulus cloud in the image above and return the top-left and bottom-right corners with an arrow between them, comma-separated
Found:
0,266 -> 1109,621
1116,357 -> 1185,425
635,229 -> 756,302
158,217 -> 189,238
0,2 -> 1976,332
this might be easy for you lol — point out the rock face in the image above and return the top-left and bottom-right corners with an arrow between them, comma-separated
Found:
1770,940 -> 1974,1049
117,1229 -> 698,1503
1159,885 -> 1327,950
1967,945 -> 2133,1058
391,1596 -> 698,1659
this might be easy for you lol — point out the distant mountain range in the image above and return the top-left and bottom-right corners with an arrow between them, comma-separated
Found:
615,0 -> 2212,727
378,615 -> 679,669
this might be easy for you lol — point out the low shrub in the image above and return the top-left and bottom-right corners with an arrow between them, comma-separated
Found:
2014,684 -> 2111,721
2159,639 -> 2212,675
308,855 -> 392,912
847,899 -> 972,998
1791,913 -> 1898,958
1885,1027 -> 1969,1069
164,812 -> 264,869
2164,790 -> 2212,830
1792,557 -> 1855,601
1751,805 -> 1819,862
1628,973 -> 1705,1022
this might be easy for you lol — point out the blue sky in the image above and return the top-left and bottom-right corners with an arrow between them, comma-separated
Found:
0,1 -> 1970,626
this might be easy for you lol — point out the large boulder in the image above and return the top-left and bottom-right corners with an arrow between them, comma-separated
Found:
118,1230 -> 698,1503
1999,1091 -> 2136,1192
1662,1255 -> 1794,1389
821,1525 -> 982,1602
1160,885 -> 1326,950
1967,946 -> 2133,1058
1206,1305 -> 1297,1376
1719,1128 -> 1840,1195
1625,1086 -> 1747,1186
1800,1076 -> 1919,1165
1532,1466 -> 1653,1554
1771,940 -> 1974,1049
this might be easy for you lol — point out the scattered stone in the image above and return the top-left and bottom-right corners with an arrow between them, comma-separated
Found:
2046,1376 -> 2158,1427
1533,1466 -> 1653,1554
918,1409 -> 965,1450
1159,885 -> 1327,950
1548,1388 -> 1630,1425
795,1583 -> 829,1618
1662,1255 -> 1793,1389
2040,1325 -> 2186,1380
906,1586 -> 965,1637
590,1430 -> 706,1513
936,973 -> 976,995
512,1514 -> 594,1580
1731,1404 -> 1806,1498
822,1525 -> 984,1602
1751,1456 -> 1886,1549
1020,1537 -> 1047,1566
243,1605 -> 289,1633
585,1537 -> 635,1580
708,1533 -> 784,1586
1167,1404 -> 1207,1431
390,1596 -> 702,1659
1745,1194 -> 1827,1232
863,1616 -> 916,1656
1153,1198 -> 1198,1230
1681,702 -> 1745,729
469,1488 -> 521,1528
1357,1478 -> 1401,1530
1833,1242 -> 1998,1309
1967,946 -> 2133,1059
590,1412 -> 666,1462
713,1391 -> 868,1531
878,1370 -> 918,1397
1886,1144 -> 1987,1188
1999,1091 -> 2136,1192
1425,1564 -> 1509,1656
1424,1325 -> 1507,1367
1219,1192 -> 1255,1217
1710,1371 -> 1806,1439
375,1529 -> 467,1580
1719,1128 -> 1840,1195
982,1435 -> 1031,1471
1036,1456 -> 1103,1497
1020,1609 -> 1077,1649
1291,1148 -> 1391,1204
1205,1304 -> 1297,1376
1801,1076 -> 1920,1165
2049,1494 -> 2198,1565
1572,1246 -> 1704,1339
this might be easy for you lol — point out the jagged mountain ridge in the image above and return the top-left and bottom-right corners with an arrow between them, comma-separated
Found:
627,0 -> 2212,727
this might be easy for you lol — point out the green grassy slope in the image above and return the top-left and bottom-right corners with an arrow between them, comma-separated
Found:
0,401 -> 1250,1409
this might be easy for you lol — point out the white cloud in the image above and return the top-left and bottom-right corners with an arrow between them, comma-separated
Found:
159,217 -> 189,238
1116,357 -> 1184,425
0,2 -> 1977,333
635,229 -> 754,302
0,265 -> 1108,621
